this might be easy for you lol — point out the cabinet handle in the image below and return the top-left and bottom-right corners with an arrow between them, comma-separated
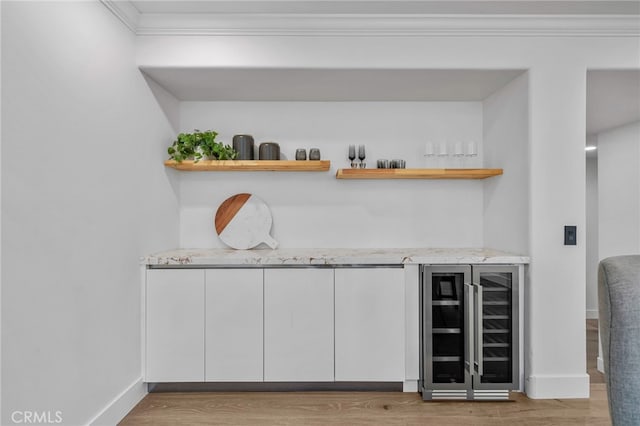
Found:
464,282 -> 474,373
475,283 -> 484,377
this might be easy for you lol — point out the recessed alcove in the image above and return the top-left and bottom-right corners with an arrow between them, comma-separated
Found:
142,67 -> 529,253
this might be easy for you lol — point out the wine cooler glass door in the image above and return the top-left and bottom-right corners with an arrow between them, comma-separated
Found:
472,265 -> 519,390
422,265 -> 471,392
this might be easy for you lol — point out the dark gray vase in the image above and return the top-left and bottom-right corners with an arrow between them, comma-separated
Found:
232,134 -> 255,160
259,142 -> 280,160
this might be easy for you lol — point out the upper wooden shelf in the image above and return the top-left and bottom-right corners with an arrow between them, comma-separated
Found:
164,160 -> 331,172
335,168 -> 503,179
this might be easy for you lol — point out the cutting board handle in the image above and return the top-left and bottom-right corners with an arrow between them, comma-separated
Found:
262,234 -> 279,249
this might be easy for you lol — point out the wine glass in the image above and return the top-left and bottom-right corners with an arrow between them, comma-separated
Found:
424,141 -> 436,168
453,141 -> 464,168
348,145 -> 357,168
437,141 -> 449,168
464,141 -> 478,168
358,145 -> 366,168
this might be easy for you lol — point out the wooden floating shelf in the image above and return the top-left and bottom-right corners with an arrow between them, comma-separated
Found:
164,160 -> 331,172
335,168 -> 503,180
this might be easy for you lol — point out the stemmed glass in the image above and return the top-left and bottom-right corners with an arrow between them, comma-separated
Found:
348,145 -> 357,168
437,142 -> 449,168
464,141 -> 478,168
358,145 -> 366,168
424,141 -> 436,168
453,141 -> 464,168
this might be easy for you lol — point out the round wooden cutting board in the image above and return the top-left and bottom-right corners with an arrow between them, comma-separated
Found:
215,193 -> 278,250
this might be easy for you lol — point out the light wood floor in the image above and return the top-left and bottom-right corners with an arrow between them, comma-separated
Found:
120,321 -> 609,426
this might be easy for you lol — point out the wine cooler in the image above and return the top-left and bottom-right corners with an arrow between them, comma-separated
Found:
420,265 -> 519,400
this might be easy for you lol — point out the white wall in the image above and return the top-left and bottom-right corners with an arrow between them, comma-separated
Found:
596,121 -> 640,372
179,101 -> 484,248
586,154 -> 599,319
598,121 -> 640,260
0,1 -> 3,421
137,34 -> 639,399
482,72 -> 529,255
1,2 -> 178,425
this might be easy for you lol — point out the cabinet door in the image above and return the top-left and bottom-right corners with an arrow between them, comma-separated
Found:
146,269 -> 205,382
335,268 -> 405,381
205,269 -> 263,381
472,265 -> 519,391
264,268 -> 334,381
421,265 -> 471,396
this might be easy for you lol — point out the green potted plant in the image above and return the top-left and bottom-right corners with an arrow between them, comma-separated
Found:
167,129 -> 237,162
200,132 -> 237,160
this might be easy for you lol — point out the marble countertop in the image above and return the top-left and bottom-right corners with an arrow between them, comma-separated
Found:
143,248 -> 530,266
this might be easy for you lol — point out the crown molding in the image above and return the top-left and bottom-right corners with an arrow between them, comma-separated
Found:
100,0 -> 140,33
101,2 -> 640,37
138,14 -> 640,37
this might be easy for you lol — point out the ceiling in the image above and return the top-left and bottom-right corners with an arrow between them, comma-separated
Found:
105,0 -> 640,37
140,68 -> 525,101
130,1 -> 640,15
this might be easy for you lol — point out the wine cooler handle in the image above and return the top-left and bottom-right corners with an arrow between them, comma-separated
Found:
464,282 -> 474,372
476,283 -> 484,377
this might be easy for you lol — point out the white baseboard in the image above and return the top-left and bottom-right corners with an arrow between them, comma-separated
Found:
586,309 -> 599,319
403,380 -> 418,392
87,378 -> 147,426
597,356 -> 604,373
525,374 -> 590,399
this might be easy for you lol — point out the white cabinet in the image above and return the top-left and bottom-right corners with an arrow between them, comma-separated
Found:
205,269 -> 263,381
145,266 -> 406,384
146,269 -> 205,382
335,268 -> 405,381
264,268 -> 334,381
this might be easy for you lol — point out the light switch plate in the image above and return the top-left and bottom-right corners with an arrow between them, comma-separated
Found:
564,226 -> 577,245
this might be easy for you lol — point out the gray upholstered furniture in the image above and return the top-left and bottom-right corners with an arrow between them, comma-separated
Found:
598,255 -> 640,426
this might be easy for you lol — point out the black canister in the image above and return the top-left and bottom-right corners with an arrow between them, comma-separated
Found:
232,134 -> 255,160
259,142 -> 280,160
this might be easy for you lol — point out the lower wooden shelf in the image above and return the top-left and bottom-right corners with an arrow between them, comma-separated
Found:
164,160 -> 331,171
164,161 -> 501,178
335,168 -> 503,179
